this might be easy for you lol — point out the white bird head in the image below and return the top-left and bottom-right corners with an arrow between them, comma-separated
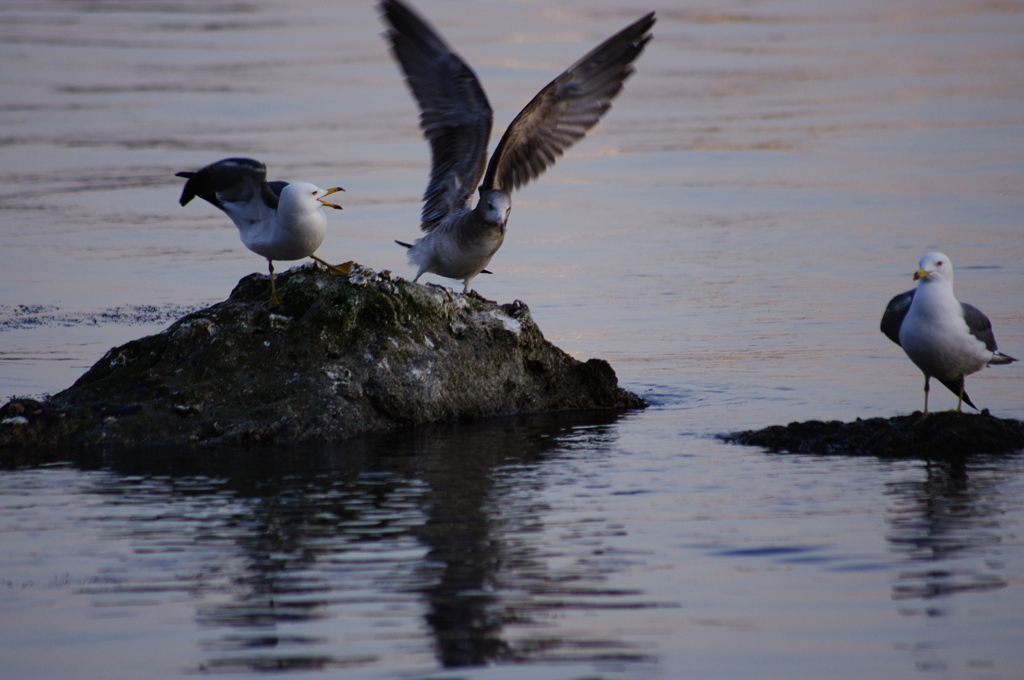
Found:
275,182 -> 345,238
914,251 -> 953,284
478,189 -> 512,232
281,181 -> 345,212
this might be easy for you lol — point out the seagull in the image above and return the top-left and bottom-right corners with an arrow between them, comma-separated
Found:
176,158 -> 349,308
880,252 -> 1017,414
380,0 -> 655,293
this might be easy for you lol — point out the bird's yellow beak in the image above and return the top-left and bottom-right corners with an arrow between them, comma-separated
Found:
318,186 -> 345,211
913,268 -> 930,281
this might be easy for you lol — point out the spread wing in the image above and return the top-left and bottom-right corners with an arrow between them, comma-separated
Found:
880,289 -> 914,346
481,12 -> 655,193
380,0 -> 493,232
175,157 -> 278,210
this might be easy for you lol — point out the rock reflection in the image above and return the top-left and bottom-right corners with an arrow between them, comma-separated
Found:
407,426 -> 521,666
886,458 -> 1011,604
23,409 -> 640,672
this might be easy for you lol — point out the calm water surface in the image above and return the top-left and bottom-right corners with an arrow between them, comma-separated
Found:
1,0 -> 1023,678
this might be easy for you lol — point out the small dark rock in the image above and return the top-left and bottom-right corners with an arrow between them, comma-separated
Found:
0,398 -> 47,426
1,264 -> 644,449
721,410 -> 1024,459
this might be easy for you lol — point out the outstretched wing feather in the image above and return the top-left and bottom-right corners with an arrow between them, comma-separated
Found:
481,12 -> 655,193
381,0 -> 493,231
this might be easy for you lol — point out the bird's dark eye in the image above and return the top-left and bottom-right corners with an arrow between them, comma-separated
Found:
937,261 -> 943,266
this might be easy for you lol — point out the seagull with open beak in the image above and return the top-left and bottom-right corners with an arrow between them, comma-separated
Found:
176,157 -> 350,308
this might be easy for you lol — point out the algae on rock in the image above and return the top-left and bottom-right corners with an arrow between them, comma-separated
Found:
1,264 -> 644,448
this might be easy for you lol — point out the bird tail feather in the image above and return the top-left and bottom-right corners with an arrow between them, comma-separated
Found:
938,376 -> 977,410
989,351 -> 1017,365
175,171 -> 198,206
960,390 -> 977,410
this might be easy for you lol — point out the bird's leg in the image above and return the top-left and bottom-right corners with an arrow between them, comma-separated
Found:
310,254 -> 353,276
267,260 -> 284,309
918,375 -> 930,421
957,382 -> 964,413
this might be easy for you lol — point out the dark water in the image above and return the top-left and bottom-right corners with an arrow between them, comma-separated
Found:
1,0 -> 1023,677
4,415 -> 1024,679
4,416 -> 1024,679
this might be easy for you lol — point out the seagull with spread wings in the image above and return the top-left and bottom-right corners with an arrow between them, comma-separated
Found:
176,158 -> 348,308
381,0 -> 655,293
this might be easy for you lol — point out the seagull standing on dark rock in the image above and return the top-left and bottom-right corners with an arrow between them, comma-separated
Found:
176,158 -> 348,308
881,252 -> 1016,414
380,0 -> 655,293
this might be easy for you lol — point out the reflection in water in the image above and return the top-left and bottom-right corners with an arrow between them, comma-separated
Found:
6,410 -> 654,673
882,457 -> 1024,675
411,426 -> 520,667
406,419 -> 658,668
886,459 -> 1010,605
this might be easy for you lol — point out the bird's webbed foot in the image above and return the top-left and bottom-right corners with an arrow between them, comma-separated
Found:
311,254 -> 354,276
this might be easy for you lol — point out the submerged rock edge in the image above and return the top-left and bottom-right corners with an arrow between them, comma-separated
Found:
1,265 -> 645,449
721,411 -> 1024,459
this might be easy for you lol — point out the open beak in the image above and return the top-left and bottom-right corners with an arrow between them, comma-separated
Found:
913,268 -> 930,281
318,186 -> 345,211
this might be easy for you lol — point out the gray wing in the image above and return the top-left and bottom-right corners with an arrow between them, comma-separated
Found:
266,181 -> 288,206
961,302 -> 998,352
480,12 -> 655,194
880,289 -> 914,346
176,157 -> 279,211
380,0 -> 493,232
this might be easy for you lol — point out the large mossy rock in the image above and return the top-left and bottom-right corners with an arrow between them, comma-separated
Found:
722,411 -> 1024,459
1,265 -> 643,448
